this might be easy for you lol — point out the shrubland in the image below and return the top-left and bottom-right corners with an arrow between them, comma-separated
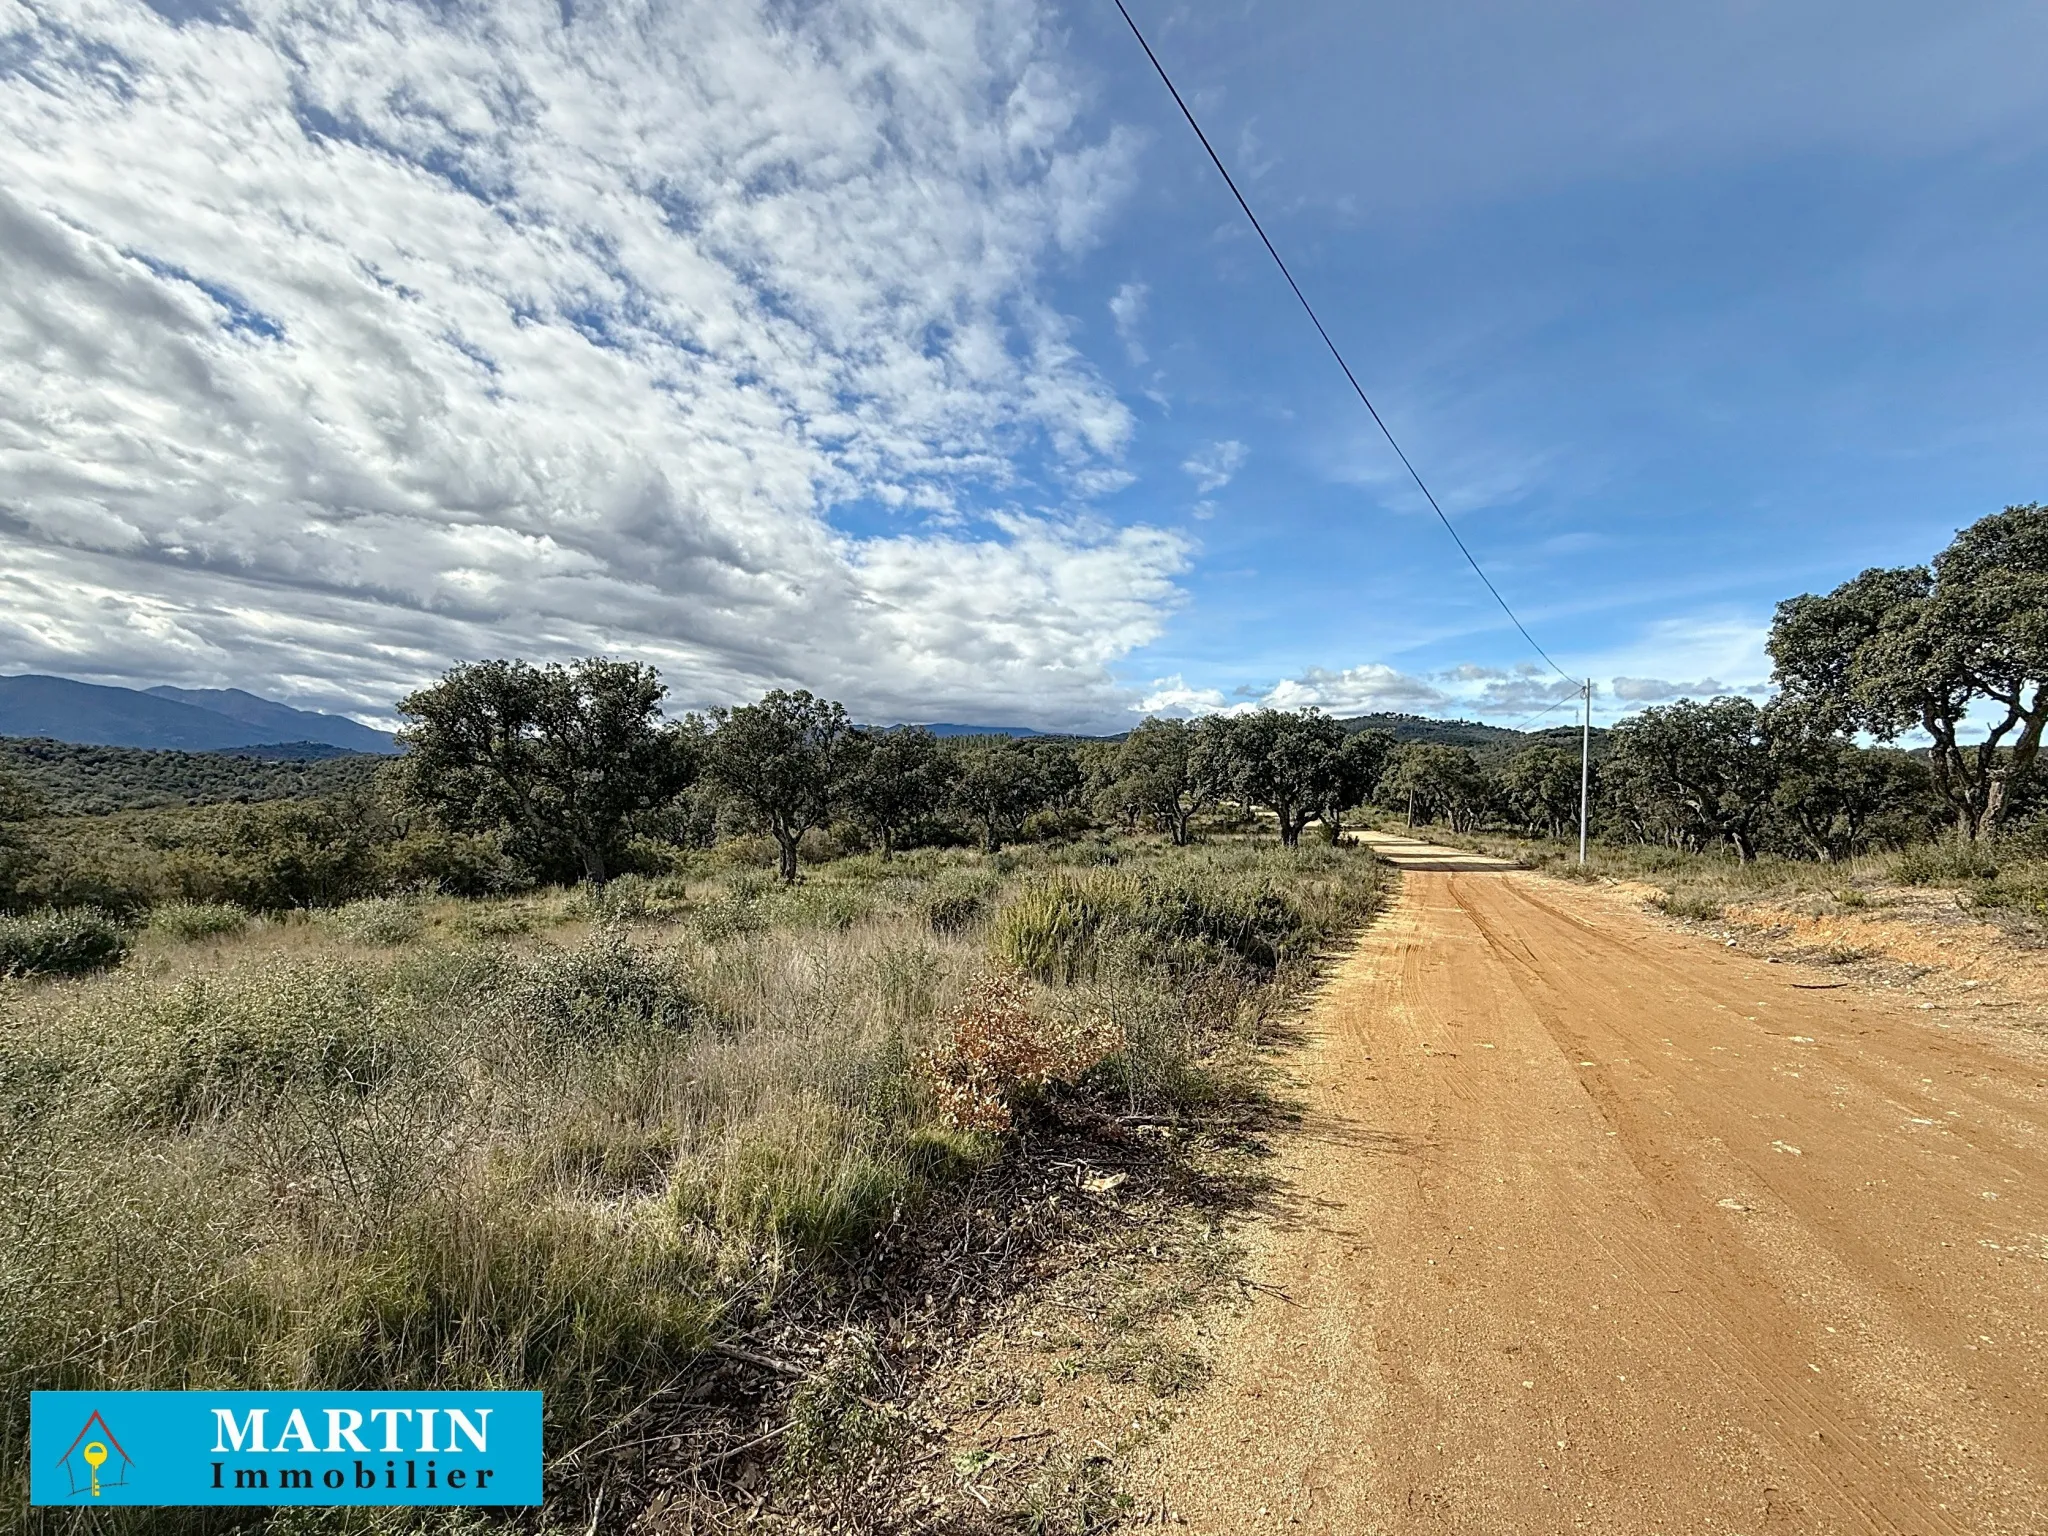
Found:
0,835 -> 1383,1532
0,736 -> 386,816
3,498 -> 2043,1526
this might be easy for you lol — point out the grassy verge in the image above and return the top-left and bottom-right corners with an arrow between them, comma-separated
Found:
1,836 -> 1383,1532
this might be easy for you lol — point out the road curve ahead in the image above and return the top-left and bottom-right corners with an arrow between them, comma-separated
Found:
1141,864 -> 2048,1534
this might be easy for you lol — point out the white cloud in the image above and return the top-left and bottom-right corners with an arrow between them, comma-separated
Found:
0,0 -> 1178,726
1583,616 -> 1774,714
1108,279 -> 1147,364
1611,676 -> 1767,704
1133,661 -> 1448,720
1182,439 -> 1247,495
1135,674 -> 1229,715
1261,664 -> 1446,714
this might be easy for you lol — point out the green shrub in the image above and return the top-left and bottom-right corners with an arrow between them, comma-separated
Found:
105,960 -> 392,1126
991,865 -> 1330,986
458,901 -> 535,937
0,908 -> 128,978
1892,839 -> 1998,886
771,881 -> 875,931
1655,888 -> 1724,922
1019,806 -> 1094,844
502,928 -> 695,1049
147,900 -> 249,941
569,873 -> 694,923
924,889 -> 984,934
1974,863 -> 2048,915
328,896 -> 425,946
776,1330 -> 909,1497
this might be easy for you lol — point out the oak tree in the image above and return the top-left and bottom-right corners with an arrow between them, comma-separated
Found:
397,658 -> 696,885
703,690 -> 858,883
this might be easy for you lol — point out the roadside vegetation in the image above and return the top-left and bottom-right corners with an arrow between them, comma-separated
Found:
0,707 -> 1382,1531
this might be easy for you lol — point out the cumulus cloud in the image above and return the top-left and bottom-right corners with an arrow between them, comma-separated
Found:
1611,676 -> 1768,703
1135,662 -> 1449,719
0,0 -> 1181,727
1261,663 -> 1445,713
1135,674 -> 1229,714
1583,618 -> 1774,714
1182,439 -> 1247,495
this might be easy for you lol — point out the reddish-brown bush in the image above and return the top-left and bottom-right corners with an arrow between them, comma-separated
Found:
928,967 -> 1110,1131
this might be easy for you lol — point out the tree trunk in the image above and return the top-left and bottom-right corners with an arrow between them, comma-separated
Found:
775,831 -> 800,884
1983,775 -> 2011,837
1278,806 -> 1306,847
1171,808 -> 1192,846
577,840 -> 608,886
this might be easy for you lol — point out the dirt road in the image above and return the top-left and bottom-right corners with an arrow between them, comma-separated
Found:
1139,839 -> 2048,1533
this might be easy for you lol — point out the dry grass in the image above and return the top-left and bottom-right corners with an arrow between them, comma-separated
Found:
0,837 -> 1383,1533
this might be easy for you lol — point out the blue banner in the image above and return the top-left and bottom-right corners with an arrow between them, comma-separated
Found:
29,1391 -> 543,1507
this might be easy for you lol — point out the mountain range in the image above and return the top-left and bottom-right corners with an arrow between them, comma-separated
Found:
0,675 -> 396,754
0,674 -> 1568,758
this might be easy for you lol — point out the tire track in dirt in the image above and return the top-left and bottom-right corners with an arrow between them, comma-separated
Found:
1131,857 -> 2048,1534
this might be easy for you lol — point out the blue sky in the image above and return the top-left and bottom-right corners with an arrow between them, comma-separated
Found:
1047,0 -> 2048,723
2,0 -> 2044,730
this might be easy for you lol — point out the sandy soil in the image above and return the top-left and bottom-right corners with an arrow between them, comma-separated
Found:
1128,839 -> 2048,1534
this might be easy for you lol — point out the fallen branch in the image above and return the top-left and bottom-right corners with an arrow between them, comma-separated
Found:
708,1341 -> 808,1378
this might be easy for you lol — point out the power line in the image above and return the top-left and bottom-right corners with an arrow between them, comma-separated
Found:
1108,0 -> 1574,684
1510,691 -> 1581,732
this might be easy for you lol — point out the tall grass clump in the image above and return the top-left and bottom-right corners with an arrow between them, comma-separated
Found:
0,908 -> 128,978
1892,837 -> 2000,886
89,959 -> 396,1128
146,899 -> 250,942
992,847 -> 1377,989
1655,889 -> 1725,923
326,895 -> 426,946
979,844 -> 1384,1117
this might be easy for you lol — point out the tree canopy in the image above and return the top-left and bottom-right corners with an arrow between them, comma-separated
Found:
1225,709 -> 1350,847
839,727 -> 947,857
946,736 -> 1055,853
702,689 -> 858,882
1107,716 -> 1235,845
1770,503 -> 2048,837
397,658 -> 696,884
1605,697 -> 1775,860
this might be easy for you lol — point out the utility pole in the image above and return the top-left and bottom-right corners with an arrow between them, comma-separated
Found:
1578,678 -> 1592,865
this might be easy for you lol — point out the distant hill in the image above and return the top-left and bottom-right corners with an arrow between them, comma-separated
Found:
145,685 -> 395,754
913,723 -> 1047,738
0,675 -> 396,753
0,737 -> 391,816
1337,712 -> 1533,747
1340,712 -> 1613,757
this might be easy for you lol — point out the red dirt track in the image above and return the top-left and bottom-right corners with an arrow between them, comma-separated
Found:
1139,842 -> 2048,1533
